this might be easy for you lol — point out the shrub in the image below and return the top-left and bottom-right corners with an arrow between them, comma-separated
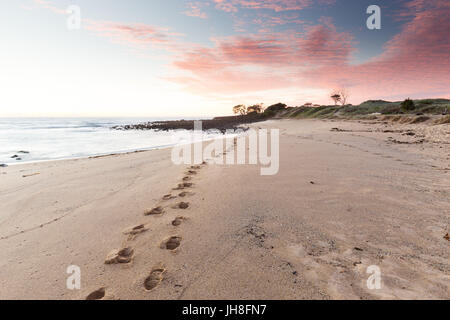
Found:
401,98 -> 415,112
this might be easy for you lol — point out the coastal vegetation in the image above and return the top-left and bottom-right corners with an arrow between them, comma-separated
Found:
277,98 -> 450,122
112,99 -> 449,133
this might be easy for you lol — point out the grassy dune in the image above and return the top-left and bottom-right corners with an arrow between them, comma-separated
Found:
280,99 -> 450,123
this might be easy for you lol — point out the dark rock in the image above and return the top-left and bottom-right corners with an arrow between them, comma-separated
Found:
111,114 -> 268,133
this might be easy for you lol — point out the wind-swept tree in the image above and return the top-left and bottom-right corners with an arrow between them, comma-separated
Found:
233,104 -> 247,115
247,104 -> 265,114
331,88 -> 350,106
331,93 -> 341,106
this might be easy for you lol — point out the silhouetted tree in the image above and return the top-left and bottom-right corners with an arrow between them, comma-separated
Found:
331,88 -> 350,106
247,104 -> 264,114
331,93 -> 341,106
233,104 -> 247,115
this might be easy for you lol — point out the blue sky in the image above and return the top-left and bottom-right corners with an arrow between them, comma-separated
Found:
1,0 -> 448,116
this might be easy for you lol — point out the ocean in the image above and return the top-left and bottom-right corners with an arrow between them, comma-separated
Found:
0,117 -> 217,165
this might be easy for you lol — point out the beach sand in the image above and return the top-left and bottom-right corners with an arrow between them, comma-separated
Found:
0,119 -> 449,300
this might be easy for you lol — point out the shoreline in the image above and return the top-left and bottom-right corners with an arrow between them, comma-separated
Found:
0,118 -> 448,300
2,145 -> 168,167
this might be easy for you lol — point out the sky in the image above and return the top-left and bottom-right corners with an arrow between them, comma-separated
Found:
0,0 -> 449,117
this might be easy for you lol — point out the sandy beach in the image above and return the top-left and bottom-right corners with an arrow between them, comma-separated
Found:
0,118 -> 448,300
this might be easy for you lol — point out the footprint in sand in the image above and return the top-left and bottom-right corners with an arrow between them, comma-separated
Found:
178,191 -> 191,197
174,182 -> 193,190
187,170 -> 197,175
144,265 -> 166,291
182,176 -> 192,181
86,287 -> 106,300
190,165 -> 201,170
172,216 -> 186,226
145,206 -> 164,216
105,247 -> 135,264
163,194 -> 176,200
161,236 -> 182,250
123,224 -> 148,236
174,202 -> 189,209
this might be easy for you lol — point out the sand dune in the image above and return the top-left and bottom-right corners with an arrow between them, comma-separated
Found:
0,119 -> 448,300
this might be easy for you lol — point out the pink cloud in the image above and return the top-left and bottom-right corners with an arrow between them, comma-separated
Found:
33,0 -> 66,14
253,13 -> 305,27
183,2 -> 209,19
170,19 -> 354,100
213,0 -> 335,12
302,2 -> 450,101
86,21 -> 178,47
213,0 -> 311,12
25,0 -> 450,105
171,2 -> 449,104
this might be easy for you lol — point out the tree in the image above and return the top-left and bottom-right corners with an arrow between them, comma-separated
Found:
339,88 -> 350,105
331,93 -> 341,106
247,104 -> 265,114
331,88 -> 350,106
233,104 -> 247,115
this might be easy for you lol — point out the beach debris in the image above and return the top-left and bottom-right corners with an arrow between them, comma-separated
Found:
444,233 -> 450,241
18,151 -> 30,154
331,128 -> 351,132
145,206 -> 164,216
0,164 -> 8,167
387,137 -> 425,144
353,261 -> 362,266
161,236 -> 182,250
22,172 -> 40,178
11,155 -> 18,158
353,247 -> 364,251
16,158 -> 22,161
178,202 -> 189,209
86,287 -> 106,300
144,265 -> 166,291
310,181 -> 315,185
105,247 -> 134,264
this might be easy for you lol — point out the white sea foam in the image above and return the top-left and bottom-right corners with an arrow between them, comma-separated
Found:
0,117 -> 219,164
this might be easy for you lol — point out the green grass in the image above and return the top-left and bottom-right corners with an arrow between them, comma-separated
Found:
284,99 -> 450,119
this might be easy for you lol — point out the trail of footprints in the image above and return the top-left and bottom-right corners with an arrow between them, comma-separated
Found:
85,162 -> 207,300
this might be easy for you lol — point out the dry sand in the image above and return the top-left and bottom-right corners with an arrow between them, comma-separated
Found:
0,119 -> 448,300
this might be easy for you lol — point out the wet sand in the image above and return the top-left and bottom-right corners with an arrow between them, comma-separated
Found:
0,119 -> 448,299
